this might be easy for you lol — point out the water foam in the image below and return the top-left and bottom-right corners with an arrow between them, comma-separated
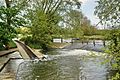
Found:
50,49 -> 107,59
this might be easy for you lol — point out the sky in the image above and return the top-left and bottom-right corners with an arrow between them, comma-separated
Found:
80,0 -> 102,29
0,0 -> 5,6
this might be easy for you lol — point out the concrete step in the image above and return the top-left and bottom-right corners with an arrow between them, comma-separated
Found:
0,48 -> 18,57
0,58 -> 10,72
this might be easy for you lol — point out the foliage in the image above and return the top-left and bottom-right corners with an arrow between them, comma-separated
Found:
95,29 -> 110,36
64,10 -> 84,38
83,35 -> 105,40
0,42 -> 4,50
61,9 -> 97,38
95,0 -> 120,79
20,36 -> 50,53
81,25 -> 97,36
94,0 -> 120,28
8,40 -> 17,48
0,40 -> 16,51
106,29 -> 120,79
0,0 -> 28,49
25,0 -> 81,50
20,36 -> 42,49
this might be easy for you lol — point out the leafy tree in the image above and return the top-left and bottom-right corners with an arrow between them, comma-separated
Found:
81,17 -> 97,36
62,9 -> 96,37
0,0 -> 28,49
95,0 -> 120,79
63,10 -> 84,38
95,0 -> 120,28
25,0 -> 81,50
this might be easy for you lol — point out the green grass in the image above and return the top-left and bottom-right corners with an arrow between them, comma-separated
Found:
83,35 -> 105,40
0,41 -> 17,51
0,43 -> 5,50
50,43 -> 69,48
28,43 -> 42,49
9,41 -> 17,48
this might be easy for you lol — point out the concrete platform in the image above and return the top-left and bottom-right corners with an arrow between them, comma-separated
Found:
0,58 -> 10,72
0,73 -> 15,80
0,48 -> 18,57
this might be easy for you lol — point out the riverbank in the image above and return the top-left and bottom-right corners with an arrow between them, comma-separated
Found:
50,43 -> 70,49
83,35 -> 105,40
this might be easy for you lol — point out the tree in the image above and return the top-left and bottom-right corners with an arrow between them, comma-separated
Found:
0,0 -> 28,49
95,0 -> 120,28
62,9 -> 96,38
95,0 -> 120,79
66,10 -> 84,38
25,0 -> 81,50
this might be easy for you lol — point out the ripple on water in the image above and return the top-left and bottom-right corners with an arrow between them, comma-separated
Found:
15,49 -> 110,80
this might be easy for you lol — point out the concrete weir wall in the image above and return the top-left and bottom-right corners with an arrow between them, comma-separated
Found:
14,41 -> 30,59
14,40 -> 43,60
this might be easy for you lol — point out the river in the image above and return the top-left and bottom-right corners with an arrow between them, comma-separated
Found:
0,40 -> 112,80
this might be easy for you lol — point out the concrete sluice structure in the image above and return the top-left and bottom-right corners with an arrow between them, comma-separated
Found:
0,40 -> 45,80
14,40 -> 43,60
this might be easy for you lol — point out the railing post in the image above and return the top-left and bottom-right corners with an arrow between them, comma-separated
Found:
93,40 -> 95,46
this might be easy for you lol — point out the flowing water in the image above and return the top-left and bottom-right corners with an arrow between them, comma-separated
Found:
15,49 -> 110,80
1,40 -> 112,80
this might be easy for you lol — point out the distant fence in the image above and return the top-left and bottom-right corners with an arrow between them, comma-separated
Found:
53,38 -> 107,47
53,38 -> 73,43
81,40 -> 107,47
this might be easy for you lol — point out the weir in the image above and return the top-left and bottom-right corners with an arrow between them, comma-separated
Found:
14,40 -> 39,60
0,40 -> 43,72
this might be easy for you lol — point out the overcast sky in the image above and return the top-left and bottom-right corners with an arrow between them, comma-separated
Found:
80,0 -> 102,29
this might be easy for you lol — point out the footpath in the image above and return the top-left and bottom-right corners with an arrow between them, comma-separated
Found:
0,48 -> 18,80
0,48 -> 18,72
0,48 -> 18,57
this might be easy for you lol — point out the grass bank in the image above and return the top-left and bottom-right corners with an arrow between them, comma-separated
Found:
0,41 -> 17,51
49,43 -> 70,49
83,35 -> 105,40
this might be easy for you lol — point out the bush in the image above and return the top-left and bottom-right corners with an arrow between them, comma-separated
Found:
9,41 -> 17,48
0,43 -> 4,50
106,29 -> 120,79
20,36 -> 41,49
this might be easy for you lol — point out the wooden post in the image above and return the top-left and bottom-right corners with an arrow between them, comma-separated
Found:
103,40 -> 105,47
93,40 -> 95,46
86,40 -> 88,45
82,40 -> 83,44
